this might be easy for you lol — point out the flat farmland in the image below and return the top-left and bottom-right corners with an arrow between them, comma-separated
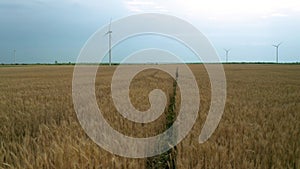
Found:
0,64 -> 299,169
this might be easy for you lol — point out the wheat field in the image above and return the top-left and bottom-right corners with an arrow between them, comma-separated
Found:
0,64 -> 299,169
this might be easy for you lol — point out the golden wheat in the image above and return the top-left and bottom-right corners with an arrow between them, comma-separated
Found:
0,64 -> 299,169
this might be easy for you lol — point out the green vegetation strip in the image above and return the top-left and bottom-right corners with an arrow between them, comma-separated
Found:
146,69 -> 178,169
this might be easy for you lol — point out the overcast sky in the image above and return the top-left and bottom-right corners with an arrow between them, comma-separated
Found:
0,0 -> 300,63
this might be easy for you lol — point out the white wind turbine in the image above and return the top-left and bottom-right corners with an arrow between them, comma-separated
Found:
273,42 -> 282,63
224,48 -> 231,63
105,18 -> 113,66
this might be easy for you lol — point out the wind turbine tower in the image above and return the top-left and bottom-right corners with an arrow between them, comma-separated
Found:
224,49 -> 231,63
105,19 -> 113,66
13,49 -> 16,64
273,42 -> 282,63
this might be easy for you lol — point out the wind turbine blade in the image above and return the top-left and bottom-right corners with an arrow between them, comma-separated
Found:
104,18 -> 113,36
109,18 -> 112,31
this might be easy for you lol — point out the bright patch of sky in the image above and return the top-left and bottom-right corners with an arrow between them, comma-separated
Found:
0,0 -> 299,63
